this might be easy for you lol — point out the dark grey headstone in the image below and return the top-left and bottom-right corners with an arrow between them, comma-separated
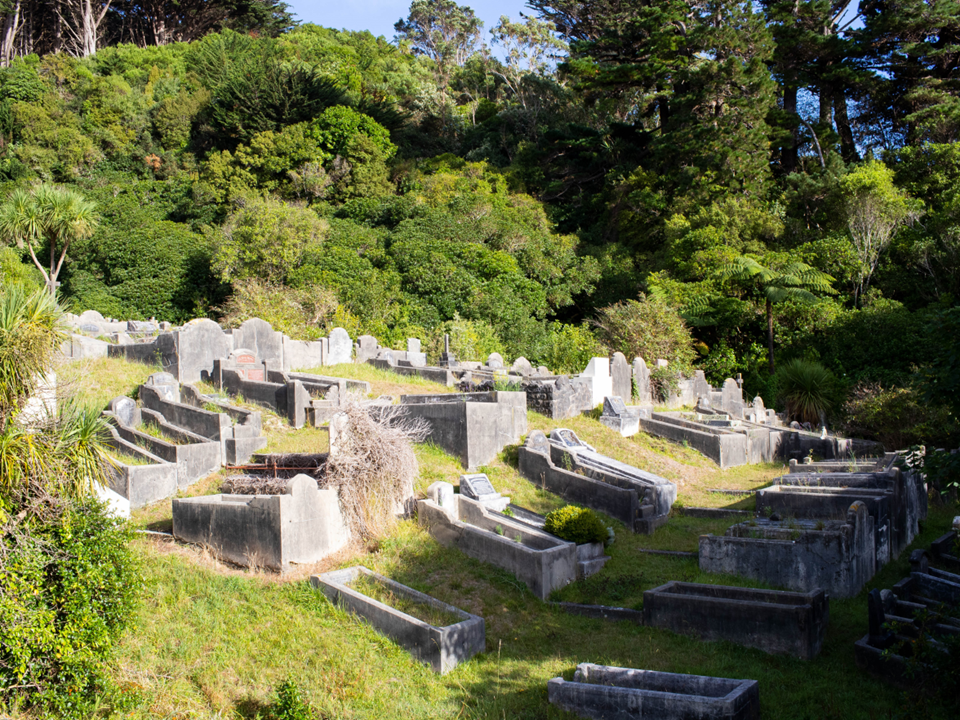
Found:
486,353 -> 504,369
632,356 -> 651,404
127,320 -> 158,333
603,396 -> 628,417
525,430 -> 550,453
460,473 -> 498,500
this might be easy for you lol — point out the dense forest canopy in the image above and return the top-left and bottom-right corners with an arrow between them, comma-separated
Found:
0,0 -> 958,447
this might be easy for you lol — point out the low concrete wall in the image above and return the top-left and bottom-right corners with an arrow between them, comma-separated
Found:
104,428 -> 178,508
311,566 -> 485,674
548,664 -> 760,720
757,485 -> 894,567
643,582 -> 829,660
418,496 -> 577,600
699,502 -> 876,598
518,438 -> 639,529
172,474 -> 349,571
369,358 -> 455,386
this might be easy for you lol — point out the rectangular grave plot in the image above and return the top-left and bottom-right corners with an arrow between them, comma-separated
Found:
643,582 -> 828,660
311,567 -> 485,674
548,663 -> 760,720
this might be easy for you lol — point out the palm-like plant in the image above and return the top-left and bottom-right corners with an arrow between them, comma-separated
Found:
717,256 -> 835,374
776,359 -> 837,426
0,184 -> 98,297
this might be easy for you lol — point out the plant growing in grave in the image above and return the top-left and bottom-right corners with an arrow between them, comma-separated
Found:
650,366 -> 680,404
543,505 -> 608,545
776,359 -> 838,426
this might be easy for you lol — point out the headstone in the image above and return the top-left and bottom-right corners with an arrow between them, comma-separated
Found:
909,549 -> 929,575
439,334 -> 456,367
127,320 -> 158,333
511,357 -> 534,376
721,378 -> 743,417
632,356 -> 651,404
459,473 -> 509,511
78,309 -> 106,326
144,372 -> 180,403
406,338 -> 426,367
111,332 -> 133,345
580,357 -> 612,407
525,430 -> 550,453
229,349 -> 265,381
233,318 -> 283,368
550,428 -> 595,452
327,328 -> 352,365
603,396 -> 628,418
176,319 -> 232,383
427,481 -> 456,514
693,370 -> 711,401
610,352 -> 631,401
378,349 -> 397,366
109,396 -> 138,427
159,321 -> 172,331
752,396 -> 765,420
486,353 -> 504,369
536,366 -> 550,376
460,473 -> 498,501
655,359 -> 669,369
79,323 -> 102,335
355,335 -> 380,363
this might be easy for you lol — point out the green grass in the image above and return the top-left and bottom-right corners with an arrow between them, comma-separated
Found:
350,574 -> 466,628
47,359 -> 958,719
298,362 -> 457,398
57,356 -> 158,410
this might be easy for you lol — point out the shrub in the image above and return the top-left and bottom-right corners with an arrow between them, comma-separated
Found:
775,358 -> 838,425
270,678 -> 316,720
0,498 -> 140,717
843,382 -> 956,450
544,322 -> 604,375
219,278 -> 339,341
650,365 -> 681,404
594,293 -> 696,372
543,506 -> 608,545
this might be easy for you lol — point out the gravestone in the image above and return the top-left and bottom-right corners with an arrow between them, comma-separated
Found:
406,338 -> 427,367
459,473 -> 509,511
693,370 -> 711,401
511,357 -> 534,376
144,372 -> 180,402
109,396 -> 138,427
233,318 -> 283,367
604,396 -> 629,418
327,328 -> 352,365
378,349 -> 397,366
79,323 -> 102,334
486,353 -> 504,369
355,335 -> 380,363
752,396 -> 766,421
176,319 -> 232,383
78,310 -> 106,328
127,320 -> 158,333
427,481 -> 456,514
655,359 -> 669,368
721,378 -> 744,417
439,333 -> 457,367
580,357 -> 613,406
632,356 -> 652,404
228,349 -> 265,381
525,430 -> 551,454
611,352 -> 631,401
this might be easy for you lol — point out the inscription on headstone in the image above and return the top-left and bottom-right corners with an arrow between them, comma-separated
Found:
460,473 -> 498,500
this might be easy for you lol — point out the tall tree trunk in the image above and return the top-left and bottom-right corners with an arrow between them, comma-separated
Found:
0,0 -> 22,68
819,89 -> 832,127
767,297 -> 775,375
782,81 -> 798,173
833,88 -> 859,162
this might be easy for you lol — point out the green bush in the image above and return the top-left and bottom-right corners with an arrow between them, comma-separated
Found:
543,506 -> 608,545
843,382 -> 955,450
775,358 -> 838,425
0,498 -> 141,717
594,293 -> 696,372
218,278 -> 339,341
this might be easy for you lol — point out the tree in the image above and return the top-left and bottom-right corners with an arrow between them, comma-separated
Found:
839,160 -> 921,307
489,15 -> 566,110
394,0 -> 483,94
717,256 -> 835,374
0,184 -> 98,297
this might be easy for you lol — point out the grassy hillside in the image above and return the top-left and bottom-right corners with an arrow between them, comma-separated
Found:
60,359 -> 957,719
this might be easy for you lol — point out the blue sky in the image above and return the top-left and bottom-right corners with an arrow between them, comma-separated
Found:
285,0 -> 533,41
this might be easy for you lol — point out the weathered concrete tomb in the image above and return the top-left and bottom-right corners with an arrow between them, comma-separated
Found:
397,391 -> 527,469
311,566 -> 485,674
418,492 -> 581,601
547,663 -> 760,720
699,501 -> 876,598
518,428 -> 676,533
642,582 -> 829,660
172,474 -> 349,571
138,372 -> 268,465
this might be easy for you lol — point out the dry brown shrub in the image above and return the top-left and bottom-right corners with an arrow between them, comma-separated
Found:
326,400 -> 428,540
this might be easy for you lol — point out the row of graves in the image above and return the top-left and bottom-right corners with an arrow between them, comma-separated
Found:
61,312 -> 951,718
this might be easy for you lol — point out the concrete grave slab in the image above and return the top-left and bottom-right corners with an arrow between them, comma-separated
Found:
312,566 -> 485,674
548,663 -> 760,720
